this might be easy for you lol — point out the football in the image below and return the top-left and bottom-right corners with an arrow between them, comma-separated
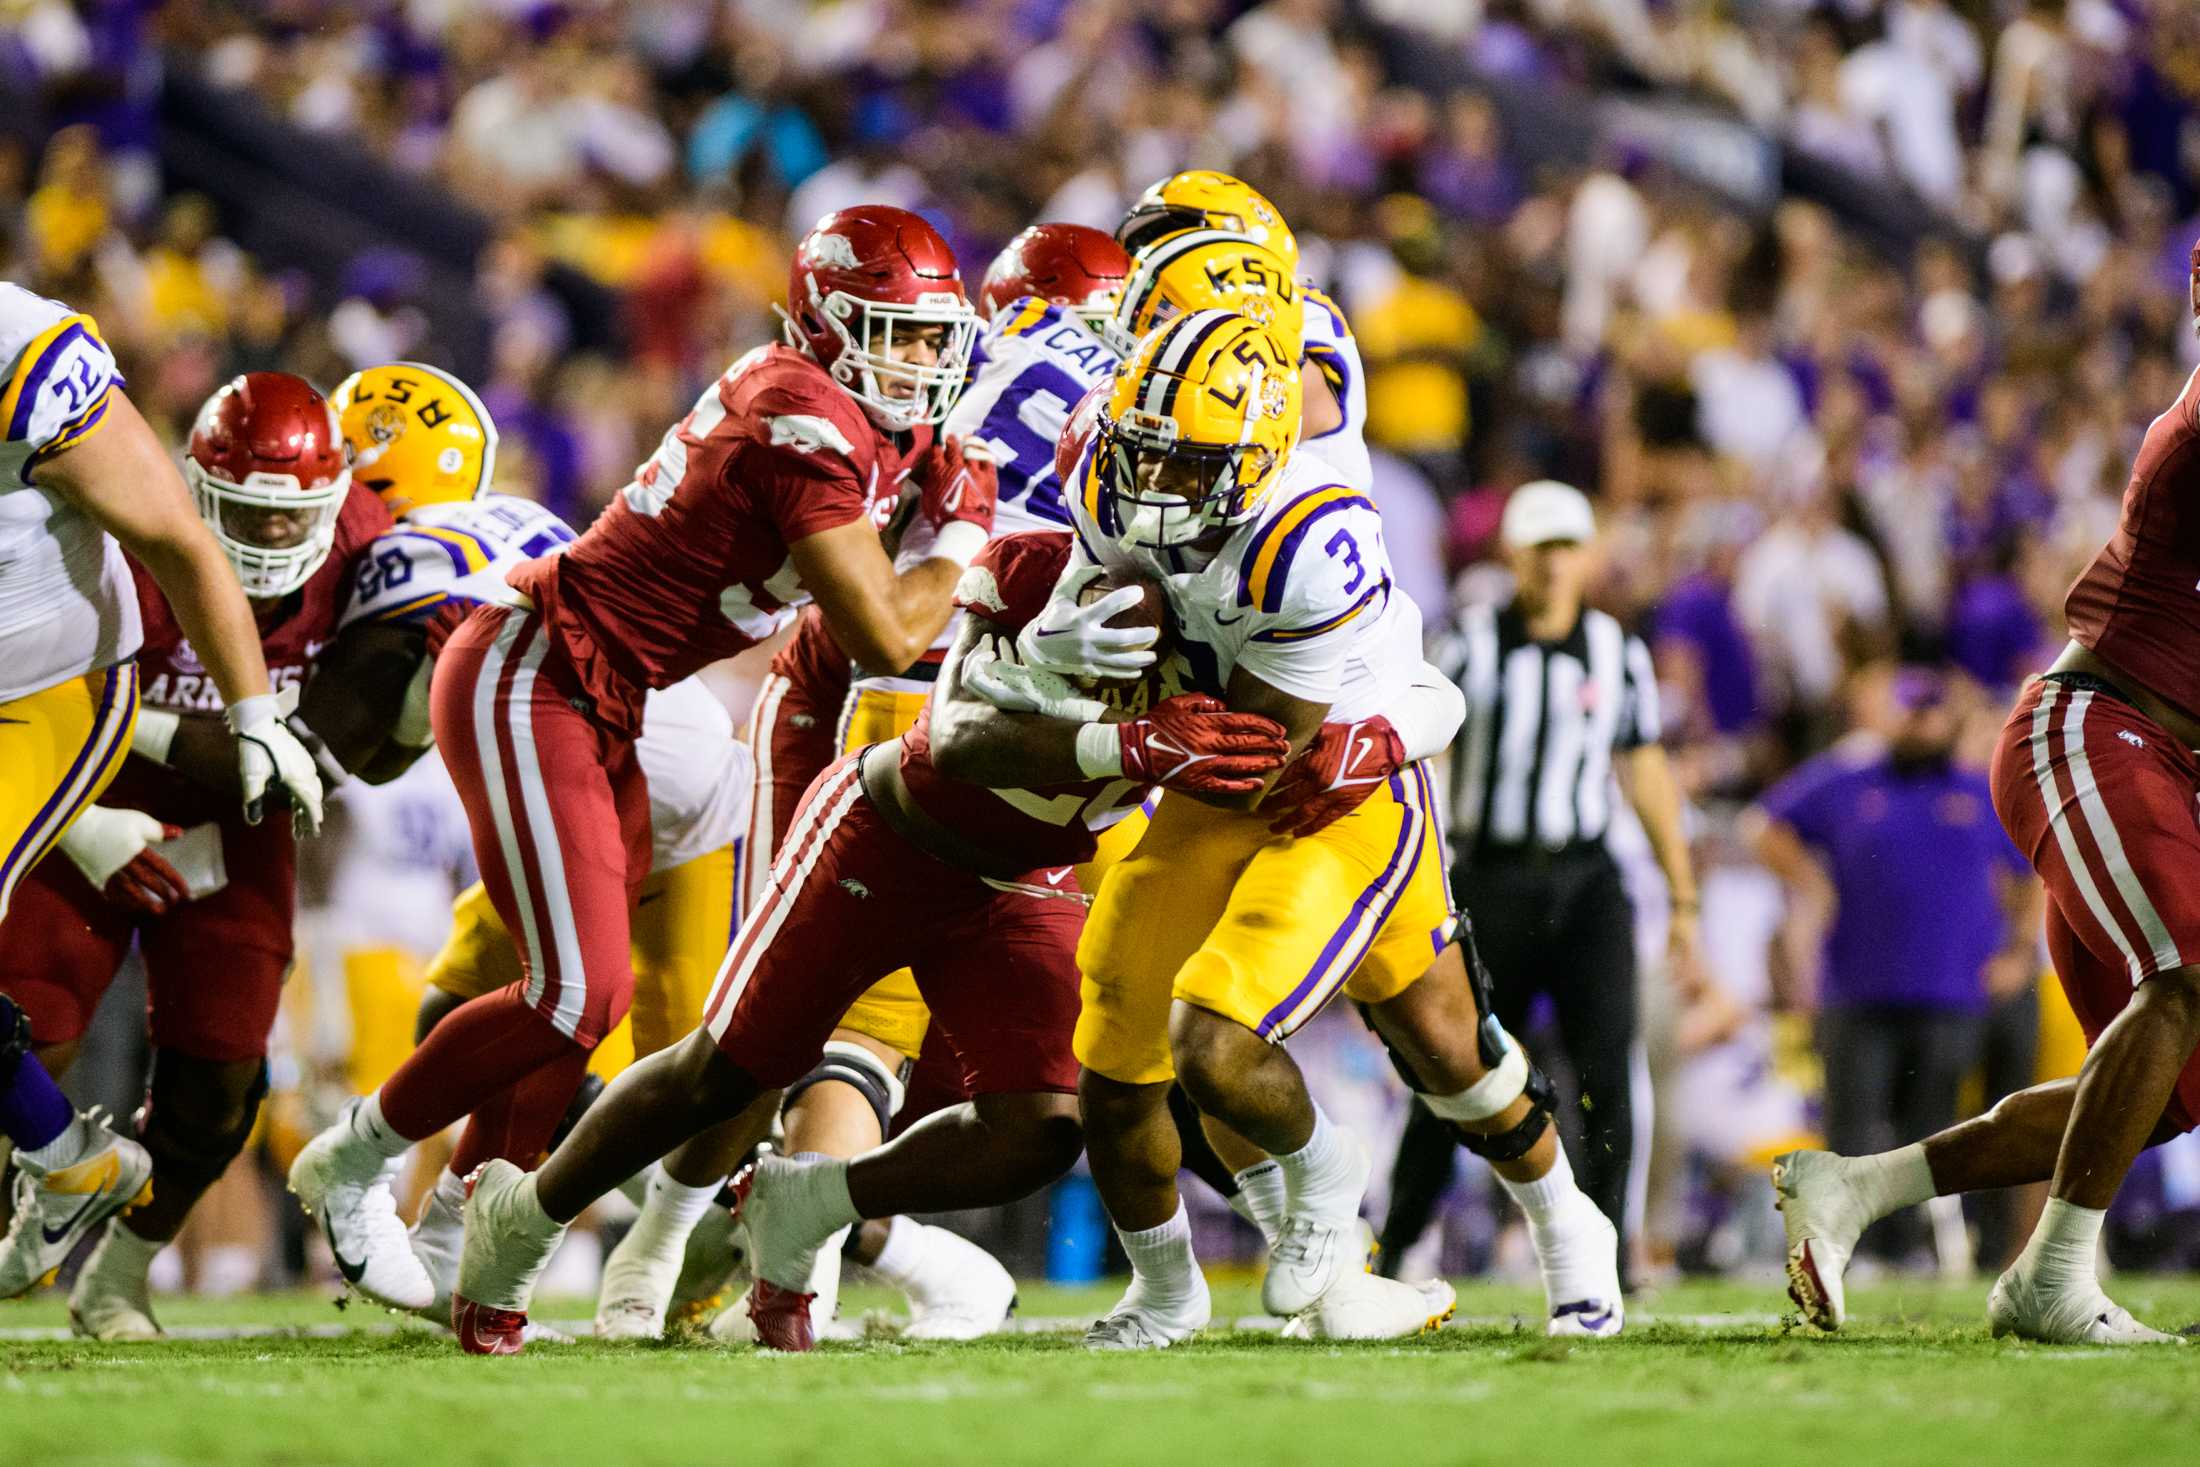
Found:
1075,566 -> 1171,695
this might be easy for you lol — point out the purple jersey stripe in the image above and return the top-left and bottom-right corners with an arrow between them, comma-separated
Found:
1256,771 -> 1421,1038
6,322 -> 92,444
1251,493 -> 1372,614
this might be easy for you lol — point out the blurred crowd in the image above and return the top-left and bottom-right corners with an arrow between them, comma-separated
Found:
11,0 -> 2200,1293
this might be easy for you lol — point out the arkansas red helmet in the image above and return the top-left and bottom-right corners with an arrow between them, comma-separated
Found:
979,224 -> 1131,332
783,205 -> 978,432
184,372 -> 350,599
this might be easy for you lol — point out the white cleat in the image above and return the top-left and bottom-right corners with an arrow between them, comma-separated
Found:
708,1285 -> 763,1344
1084,1274 -> 1211,1352
66,1224 -> 162,1342
1987,1268 -> 2184,1346
1772,1149 -> 1870,1332
732,1152 -> 833,1295
1261,1136 -> 1372,1319
1532,1198 -> 1625,1338
1293,1272 -> 1456,1341
451,1161 -> 567,1356
288,1106 -> 433,1311
408,1173 -> 462,1322
667,1207 -> 746,1335
902,1226 -> 1019,1341
0,1114 -> 152,1299
593,1230 -> 684,1341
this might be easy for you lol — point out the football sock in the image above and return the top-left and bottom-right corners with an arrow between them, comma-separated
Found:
80,1217 -> 164,1294
775,1153 -> 861,1245
1844,1144 -> 1935,1220
17,1110 -> 95,1174
347,1093 -> 415,1162
2015,1198 -> 2105,1294
0,1055 -> 76,1158
1273,1104 -> 1362,1220
867,1215 -> 929,1288
1499,1140 -> 1582,1230
1230,1160 -> 1286,1245
624,1171 -> 721,1266
1116,1203 -> 1203,1310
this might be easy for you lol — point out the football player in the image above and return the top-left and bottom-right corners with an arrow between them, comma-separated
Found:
279,359 -> 759,1327
1021,310 -> 1622,1346
0,284 -> 318,1301
0,372 -> 384,1336
285,206 -> 1000,1323
680,223 -> 1136,1343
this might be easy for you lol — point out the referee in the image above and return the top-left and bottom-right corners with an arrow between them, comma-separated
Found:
1378,481 -> 1699,1283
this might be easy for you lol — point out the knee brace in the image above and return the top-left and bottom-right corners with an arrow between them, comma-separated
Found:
0,993 -> 28,1083
1457,923 -> 1515,1073
782,1041 -> 906,1138
1421,1030 -> 1556,1164
140,1054 -> 270,1192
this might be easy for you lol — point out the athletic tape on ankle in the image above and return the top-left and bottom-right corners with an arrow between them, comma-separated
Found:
1423,1037 -> 1529,1122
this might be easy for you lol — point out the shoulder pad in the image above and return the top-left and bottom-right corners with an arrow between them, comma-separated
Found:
765,413 -> 858,458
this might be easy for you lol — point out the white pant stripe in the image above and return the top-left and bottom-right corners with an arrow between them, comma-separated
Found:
2032,685 -> 2144,982
473,612 -> 552,1002
2061,690 -> 2185,977
704,758 -> 864,1042
504,627 -> 591,1039
1271,772 -> 1428,1040
740,674 -> 789,917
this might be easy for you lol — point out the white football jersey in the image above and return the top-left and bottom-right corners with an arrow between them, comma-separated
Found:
1298,286 -> 1370,486
0,283 -> 141,702
339,489 -> 751,869
1063,444 -> 1422,722
859,298 -> 1120,699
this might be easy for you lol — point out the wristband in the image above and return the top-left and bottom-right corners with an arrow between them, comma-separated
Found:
1074,722 -> 1123,779
131,707 -> 180,765
928,520 -> 990,570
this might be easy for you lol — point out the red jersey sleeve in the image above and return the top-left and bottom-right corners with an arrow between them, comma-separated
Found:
952,530 -> 1072,632
732,379 -> 881,545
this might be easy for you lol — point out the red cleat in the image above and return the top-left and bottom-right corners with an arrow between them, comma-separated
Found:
745,1277 -> 819,1352
453,1294 -> 528,1355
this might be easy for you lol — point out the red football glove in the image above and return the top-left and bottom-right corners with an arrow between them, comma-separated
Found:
1264,715 -> 1407,838
1118,694 -> 1291,796
916,434 -> 999,535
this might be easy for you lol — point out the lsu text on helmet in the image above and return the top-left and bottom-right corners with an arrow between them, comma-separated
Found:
330,361 -> 498,518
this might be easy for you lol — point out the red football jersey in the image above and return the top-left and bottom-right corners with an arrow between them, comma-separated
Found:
511,345 -> 926,734
896,531 -> 1149,870
99,481 -> 391,938
2066,364 -> 2200,719
769,604 -> 853,709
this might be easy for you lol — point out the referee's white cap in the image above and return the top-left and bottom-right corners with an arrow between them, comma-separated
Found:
1500,480 -> 1596,548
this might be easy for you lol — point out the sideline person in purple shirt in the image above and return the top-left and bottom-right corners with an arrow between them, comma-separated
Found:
1749,663 -> 2040,1262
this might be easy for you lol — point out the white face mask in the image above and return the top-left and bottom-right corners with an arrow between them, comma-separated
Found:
790,282 -> 979,432
184,458 -> 349,598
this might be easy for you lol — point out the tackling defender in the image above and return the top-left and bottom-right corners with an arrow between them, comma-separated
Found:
286,206 -> 1000,1318
1776,240 -> 2200,1345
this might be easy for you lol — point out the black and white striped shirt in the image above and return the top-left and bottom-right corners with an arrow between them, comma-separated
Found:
1437,600 -> 1661,862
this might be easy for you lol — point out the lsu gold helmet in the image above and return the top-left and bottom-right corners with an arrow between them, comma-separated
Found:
1092,309 -> 1301,550
1116,171 -> 1298,272
1102,231 -> 1304,363
330,362 -> 498,518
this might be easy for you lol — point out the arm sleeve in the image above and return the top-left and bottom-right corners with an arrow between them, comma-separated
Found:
1389,660 -> 1467,761
1616,633 -> 1663,750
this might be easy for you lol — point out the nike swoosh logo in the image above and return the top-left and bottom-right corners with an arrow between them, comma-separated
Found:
1043,868 -> 1071,886
636,889 -> 667,908
1213,611 -> 1246,626
0,716 -> 26,725
323,1216 -> 368,1284
40,1193 -> 106,1245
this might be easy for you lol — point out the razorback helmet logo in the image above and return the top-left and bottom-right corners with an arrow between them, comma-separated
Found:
805,233 -> 861,270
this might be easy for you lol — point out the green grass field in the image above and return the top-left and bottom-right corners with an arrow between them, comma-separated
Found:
6,1276 -> 2199,1466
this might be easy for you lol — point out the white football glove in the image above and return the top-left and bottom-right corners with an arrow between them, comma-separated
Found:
227,691 -> 325,836
1014,564 -> 1158,681
961,640 -> 1109,723
56,804 -> 174,889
